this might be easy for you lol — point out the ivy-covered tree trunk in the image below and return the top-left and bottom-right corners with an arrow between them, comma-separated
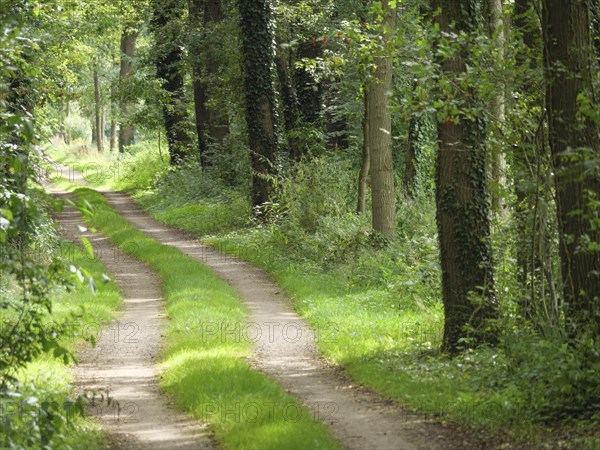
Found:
118,29 -> 137,153
190,0 -> 229,166
238,0 -> 277,206
110,80 -> 118,152
295,40 -> 323,128
433,0 -> 497,353
543,0 -> 600,330
276,38 -> 324,161
152,0 -> 194,165
203,0 -> 229,146
366,0 -> 396,239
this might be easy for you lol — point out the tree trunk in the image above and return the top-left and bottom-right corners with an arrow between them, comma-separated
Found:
275,43 -> 301,160
295,40 -> 323,127
433,0 -> 497,353
357,100 -> 370,214
190,0 -> 229,166
366,0 -> 396,239
204,0 -> 229,144
93,67 -> 104,152
118,29 -> 137,152
189,0 -> 209,165
403,113 -> 418,198
238,0 -> 277,207
100,105 -> 105,150
543,0 -> 600,330
488,0 -> 507,214
110,82 -> 118,152
91,118 -> 96,145
152,0 -> 194,165
63,99 -> 71,145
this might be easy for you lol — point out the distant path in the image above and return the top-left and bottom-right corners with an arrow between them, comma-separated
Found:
51,185 -> 213,449
101,190 -> 455,450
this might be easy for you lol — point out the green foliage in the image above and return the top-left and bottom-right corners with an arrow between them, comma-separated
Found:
115,144 -> 169,190
63,113 -> 92,143
273,155 -> 354,233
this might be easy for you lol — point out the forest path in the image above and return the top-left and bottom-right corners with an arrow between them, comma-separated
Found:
50,185 -> 214,449
99,189 -> 453,450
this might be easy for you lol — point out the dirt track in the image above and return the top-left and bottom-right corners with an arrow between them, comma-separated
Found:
52,188 -> 213,450
101,190 -> 453,450
47,158 -> 466,449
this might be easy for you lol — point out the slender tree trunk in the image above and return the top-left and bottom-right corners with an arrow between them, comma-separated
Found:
118,29 -> 137,152
238,0 -> 277,207
433,0 -> 497,353
63,99 -> 71,145
100,106 -> 105,151
93,67 -> 104,152
91,118 -> 96,145
275,43 -> 301,160
152,0 -> 194,165
404,113 -> 418,198
366,0 -> 396,239
189,0 -> 209,165
543,0 -> 600,330
488,0 -> 507,214
357,94 -> 370,214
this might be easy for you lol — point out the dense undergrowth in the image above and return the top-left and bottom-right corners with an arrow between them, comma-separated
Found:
49,143 -> 600,448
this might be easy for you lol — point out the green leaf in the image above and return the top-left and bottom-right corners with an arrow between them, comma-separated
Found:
80,236 -> 94,259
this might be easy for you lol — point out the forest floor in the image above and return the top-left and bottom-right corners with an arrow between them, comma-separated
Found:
47,165 -> 477,449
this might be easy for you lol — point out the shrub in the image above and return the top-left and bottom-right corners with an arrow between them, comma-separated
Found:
63,115 -> 91,144
115,146 -> 169,191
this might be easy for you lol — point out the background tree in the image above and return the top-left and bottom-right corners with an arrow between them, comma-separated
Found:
542,0 -> 600,331
151,0 -> 194,164
237,0 -> 278,206
118,27 -> 138,152
365,0 -> 397,239
432,0 -> 497,352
